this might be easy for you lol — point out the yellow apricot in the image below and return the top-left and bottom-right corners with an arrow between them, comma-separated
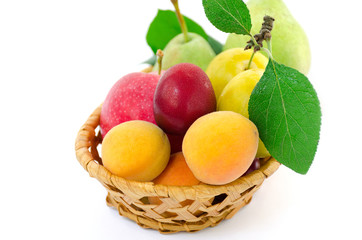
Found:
206,48 -> 268,100
101,120 -> 170,181
217,69 -> 271,158
217,69 -> 264,117
182,111 -> 259,185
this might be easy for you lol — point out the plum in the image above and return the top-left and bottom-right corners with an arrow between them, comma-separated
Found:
153,63 -> 216,134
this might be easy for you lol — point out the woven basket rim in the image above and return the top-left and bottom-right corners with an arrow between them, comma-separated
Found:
75,104 -> 280,200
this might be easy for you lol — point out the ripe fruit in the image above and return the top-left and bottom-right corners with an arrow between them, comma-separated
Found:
153,32 -> 216,71
153,0 -> 215,71
223,0 -> 311,75
166,133 -> 184,154
150,152 -> 200,213
205,48 -> 268,100
242,158 -> 261,177
100,72 -> 160,138
153,152 -> 200,186
217,69 -> 270,158
153,63 -> 216,135
101,120 -> 170,181
218,69 -> 264,117
183,111 -> 259,185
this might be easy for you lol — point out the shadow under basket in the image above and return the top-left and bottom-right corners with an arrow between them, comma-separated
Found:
75,105 -> 280,234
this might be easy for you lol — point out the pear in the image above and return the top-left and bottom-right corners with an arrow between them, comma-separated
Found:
223,0 -> 311,75
154,0 -> 215,72
153,32 -> 215,71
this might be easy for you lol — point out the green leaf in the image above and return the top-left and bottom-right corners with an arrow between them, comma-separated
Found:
248,60 -> 321,174
202,0 -> 251,35
146,9 -> 222,55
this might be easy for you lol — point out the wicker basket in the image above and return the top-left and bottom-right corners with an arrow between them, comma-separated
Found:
74,104 -> 280,233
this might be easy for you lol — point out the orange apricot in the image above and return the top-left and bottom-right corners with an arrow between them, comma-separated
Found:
150,152 -> 200,206
153,152 -> 200,186
101,120 -> 170,181
182,111 -> 259,185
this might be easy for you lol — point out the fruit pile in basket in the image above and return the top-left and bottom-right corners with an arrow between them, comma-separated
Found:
101,13 -> 266,187
99,0 -> 321,186
76,0 -> 321,232
101,55 -> 264,185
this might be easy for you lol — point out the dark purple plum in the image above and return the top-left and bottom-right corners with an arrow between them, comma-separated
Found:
242,158 -> 261,176
167,133 -> 184,154
153,63 -> 216,134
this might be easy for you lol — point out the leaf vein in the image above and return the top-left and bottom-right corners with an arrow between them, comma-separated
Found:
279,75 -> 309,113
211,0 -> 250,34
271,60 -> 298,167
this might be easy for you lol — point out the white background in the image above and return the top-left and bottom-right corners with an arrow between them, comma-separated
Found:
1,0 -> 361,239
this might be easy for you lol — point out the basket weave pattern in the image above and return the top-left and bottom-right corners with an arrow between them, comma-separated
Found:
75,105 -> 280,233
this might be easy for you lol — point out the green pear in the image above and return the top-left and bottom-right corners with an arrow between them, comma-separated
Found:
153,0 -> 215,72
153,32 -> 216,71
223,0 -> 311,75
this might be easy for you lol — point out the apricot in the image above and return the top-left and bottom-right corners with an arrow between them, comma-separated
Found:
217,69 -> 271,158
150,152 -> 200,206
206,48 -> 268,100
101,120 -> 170,181
182,111 -> 259,185
153,152 -> 200,186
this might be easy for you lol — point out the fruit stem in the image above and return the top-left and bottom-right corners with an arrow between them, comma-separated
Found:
266,39 -> 272,55
171,0 -> 189,42
245,16 -> 275,53
245,16 -> 275,67
245,35 -> 260,51
245,34 -> 259,70
262,47 -> 274,60
246,50 -> 256,70
156,49 -> 164,75
249,35 -> 258,47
